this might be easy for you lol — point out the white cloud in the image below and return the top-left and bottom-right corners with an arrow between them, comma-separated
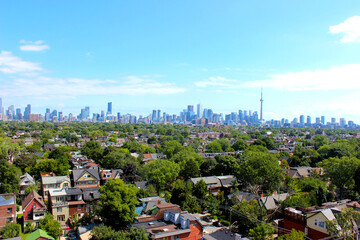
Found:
329,16 -> 360,43
20,40 -> 50,51
0,51 -> 43,74
242,64 -> 360,91
0,75 -> 186,98
195,76 -> 237,88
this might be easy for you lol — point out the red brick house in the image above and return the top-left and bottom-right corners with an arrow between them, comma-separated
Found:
0,193 -> 16,230
22,190 -> 47,229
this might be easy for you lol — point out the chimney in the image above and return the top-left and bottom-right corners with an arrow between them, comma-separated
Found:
158,199 -> 161,205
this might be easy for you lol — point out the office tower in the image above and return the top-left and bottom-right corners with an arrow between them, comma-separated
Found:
58,112 -> 63,121
152,110 -> 157,122
238,110 -> 244,122
24,104 -> 31,120
306,116 -> 311,125
260,88 -> 264,121
16,108 -> 21,120
340,118 -> 346,127
157,110 -> 161,121
187,105 -> 194,113
85,106 -> 90,119
197,104 -> 203,118
321,116 -> 325,125
299,115 -> 305,124
207,109 -> 213,121
107,102 -> 112,115
315,117 -> 320,124
331,118 -> 336,124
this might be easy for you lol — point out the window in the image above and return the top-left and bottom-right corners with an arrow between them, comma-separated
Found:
176,235 -> 180,239
46,184 -> 49,188
57,207 -> 62,213
78,205 -> 82,211
314,219 -> 317,226
88,181 -> 93,184
319,221 -> 325,228
33,203 -> 36,208
7,217 -> 12,223
63,183 -> 69,188
192,222 -> 196,227
7,208 -> 12,213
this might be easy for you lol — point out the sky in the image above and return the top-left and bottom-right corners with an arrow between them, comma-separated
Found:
1,1 -> 360,123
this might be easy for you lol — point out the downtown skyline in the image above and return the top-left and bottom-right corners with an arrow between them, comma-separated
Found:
1,1 -> 360,122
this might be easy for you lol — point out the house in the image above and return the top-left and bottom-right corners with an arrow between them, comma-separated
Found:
49,187 -> 85,223
284,167 -> 324,179
0,193 -> 16,230
260,193 -> 289,212
82,188 -> 100,212
25,229 -> 55,240
190,175 -> 236,195
99,169 -> 123,185
22,190 -> 47,229
41,175 -> 71,199
136,196 -> 167,216
72,168 -> 100,190
19,173 -> 36,200
131,209 -> 203,240
279,207 -> 347,240
136,203 -> 182,223
203,228 -> 250,240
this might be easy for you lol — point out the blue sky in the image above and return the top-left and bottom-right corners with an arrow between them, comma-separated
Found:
1,1 -> 360,123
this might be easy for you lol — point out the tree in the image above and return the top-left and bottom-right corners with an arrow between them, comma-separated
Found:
237,151 -> 284,220
25,184 -> 39,196
232,139 -> 248,151
0,222 -> 21,239
179,157 -> 200,180
232,200 -> 264,231
98,179 -> 138,228
13,154 -> 36,173
193,179 -> 208,200
206,141 -> 222,153
102,151 -> 135,169
121,163 -> 137,184
126,227 -> 148,240
90,225 -> 126,240
170,179 -> 193,206
162,140 -> 184,158
210,155 -> 240,176
182,195 -> 202,213
326,208 -> 360,240
278,229 -> 305,240
142,159 -> 180,191
0,158 -> 21,194
40,214 -> 61,239
81,141 -> 102,157
319,156 -> 360,199
248,223 -> 274,240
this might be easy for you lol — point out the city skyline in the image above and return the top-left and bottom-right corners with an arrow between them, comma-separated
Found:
0,97 -> 358,128
1,1 -> 360,122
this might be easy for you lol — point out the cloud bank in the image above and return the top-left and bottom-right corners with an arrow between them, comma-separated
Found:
329,16 -> 360,43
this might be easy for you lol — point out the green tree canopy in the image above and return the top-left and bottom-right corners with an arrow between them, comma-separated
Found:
0,222 -> 21,239
142,159 -> 180,191
0,158 -> 21,194
40,214 -> 61,239
98,179 -> 138,228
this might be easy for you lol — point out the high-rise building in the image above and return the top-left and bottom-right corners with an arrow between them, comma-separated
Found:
315,117 -> 320,124
340,118 -> 346,127
107,102 -> 112,115
321,116 -> 325,125
24,104 -> 31,120
299,115 -> 305,124
331,118 -> 336,124
157,110 -> 161,122
306,116 -> 311,125
197,104 -> 203,118
187,105 -> 194,113
152,110 -> 157,122
260,88 -> 264,121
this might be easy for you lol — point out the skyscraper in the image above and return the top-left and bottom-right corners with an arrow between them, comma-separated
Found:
107,102 -> 112,115
321,116 -> 325,125
299,115 -> 305,124
24,104 -> 31,120
187,105 -> 194,113
0,97 -> 3,119
260,88 -> 264,121
197,104 -> 203,118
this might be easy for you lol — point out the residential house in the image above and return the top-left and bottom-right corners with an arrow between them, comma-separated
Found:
260,193 -> 289,213
99,169 -> 123,185
72,168 -> 100,190
25,229 -> 55,240
0,193 -> 16,230
136,203 -> 182,223
203,228 -> 250,240
49,187 -> 85,223
82,188 -> 100,212
190,175 -> 236,195
41,175 -> 71,200
135,196 -> 167,216
132,209 -> 203,240
279,206 -> 349,240
284,167 -> 324,179
22,190 -> 46,229
19,173 -> 36,200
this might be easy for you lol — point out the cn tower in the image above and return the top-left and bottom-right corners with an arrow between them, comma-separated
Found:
260,88 -> 264,122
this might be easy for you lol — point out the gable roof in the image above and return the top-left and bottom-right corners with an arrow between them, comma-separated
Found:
41,175 -> 70,185
20,173 -> 35,186
22,190 -> 45,210
26,229 -> 55,240
0,193 -> 16,206
72,168 -> 100,182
